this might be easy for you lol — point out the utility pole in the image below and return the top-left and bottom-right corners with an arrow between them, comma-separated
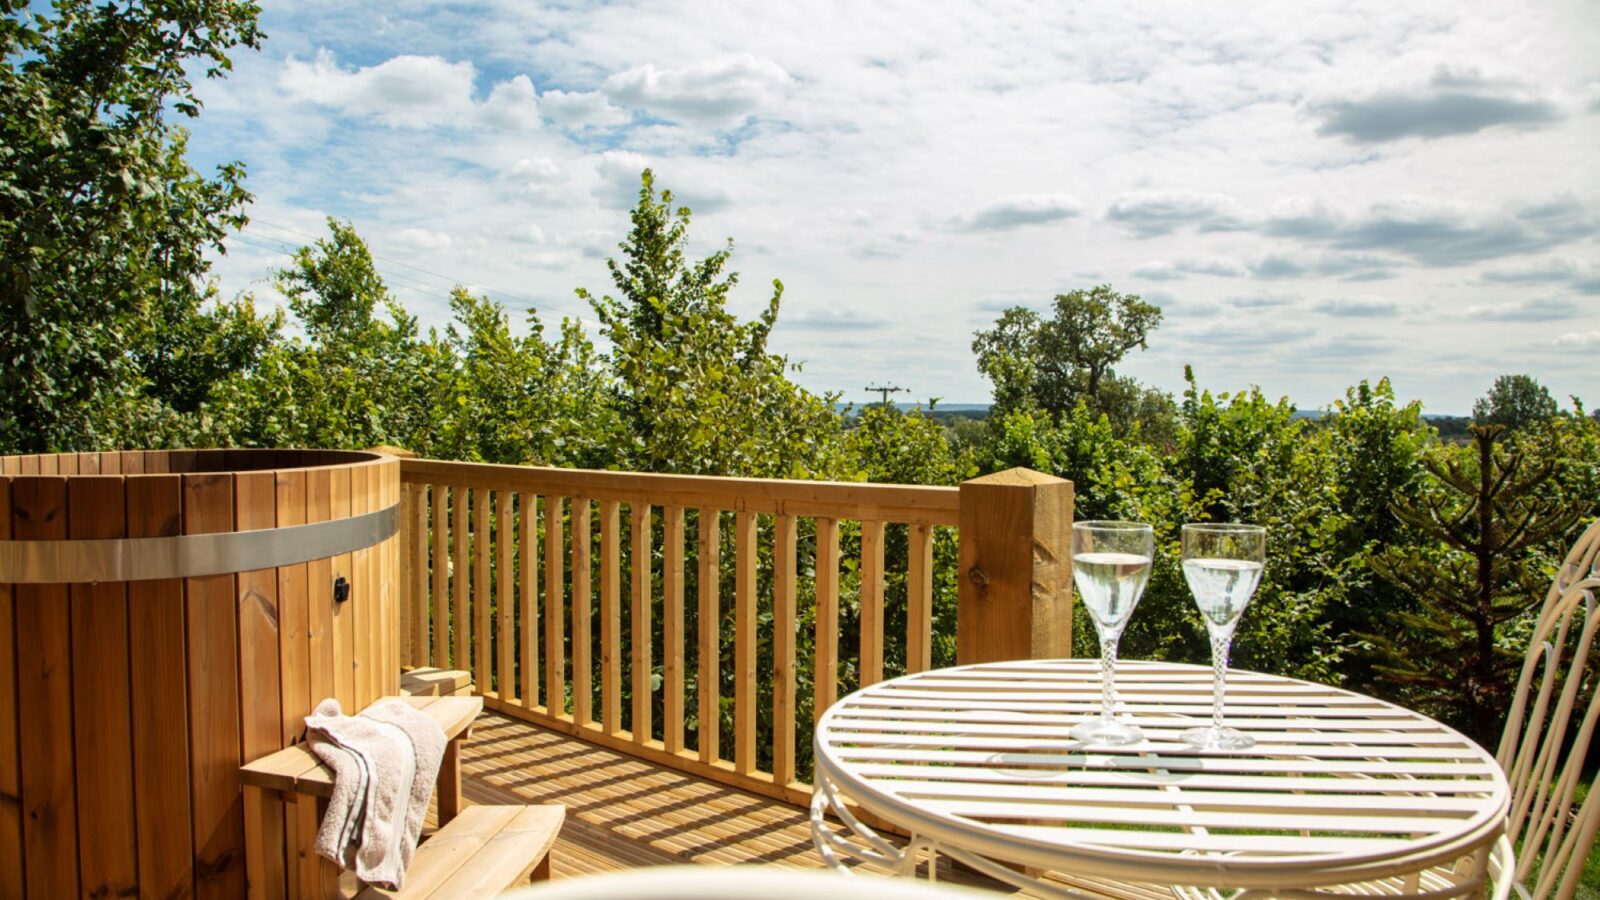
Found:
865,383 -> 908,406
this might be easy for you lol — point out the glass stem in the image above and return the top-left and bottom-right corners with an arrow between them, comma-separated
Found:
1211,632 -> 1231,731
1101,637 -> 1120,721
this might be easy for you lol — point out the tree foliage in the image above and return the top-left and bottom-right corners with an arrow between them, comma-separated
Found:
1473,373 -> 1559,432
0,0 -> 263,451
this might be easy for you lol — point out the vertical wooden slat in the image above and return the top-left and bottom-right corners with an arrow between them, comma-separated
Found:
697,509 -> 721,763
331,461 -> 356,707
272,469 -> 314,899
496,492 -> 514,701
733,510 -> 757,774
814,517 -> 840,723
69,476 -> 137,898
13,476 -> 76,897
383,466 -> 400,697
544,496 -> 565,715
431,485 -> 448,668
571,498 -> 593,727
401,483 -> 415,667
663,505 -> 685,754
773,513 -> 798,785
630,503 -> 652,742
183,471 -> 246,898
324,466 -> 351,710
0,477 -> 18,899
473,488 -> 490,693
907,523 -> 934,674
860,519 -> 886,687
235,471 -> 285,900
520,495 -> 539,711
411,483 -> 428,668
452,486 -> 469,674
600,501 -> 622,734
355,464 -> 378,707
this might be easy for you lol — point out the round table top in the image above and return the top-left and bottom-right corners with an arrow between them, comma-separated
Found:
813,659 -> 1509,890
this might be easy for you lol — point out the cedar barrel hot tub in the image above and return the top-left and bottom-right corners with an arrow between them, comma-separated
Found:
0,448 -> 401,898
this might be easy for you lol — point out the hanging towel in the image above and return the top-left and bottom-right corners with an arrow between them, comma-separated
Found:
304,698 -> 447,889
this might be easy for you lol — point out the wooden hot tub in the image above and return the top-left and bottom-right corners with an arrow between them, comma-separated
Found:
0,448 -> 402,899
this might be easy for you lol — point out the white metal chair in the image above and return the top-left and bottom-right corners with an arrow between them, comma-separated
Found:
1490,517 -> 1600,899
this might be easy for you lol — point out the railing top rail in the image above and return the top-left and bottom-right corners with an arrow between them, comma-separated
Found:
400,458 -> 960,526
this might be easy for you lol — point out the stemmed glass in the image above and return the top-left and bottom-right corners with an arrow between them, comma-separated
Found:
1180,523 -> 1266,750
1070,521 -> 1154,746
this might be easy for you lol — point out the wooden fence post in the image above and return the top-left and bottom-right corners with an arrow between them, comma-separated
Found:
956,467 -> 1074,664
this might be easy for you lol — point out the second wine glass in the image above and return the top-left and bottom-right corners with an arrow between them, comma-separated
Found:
1180,523 -> 1266,750
1070,521 -> 1154,746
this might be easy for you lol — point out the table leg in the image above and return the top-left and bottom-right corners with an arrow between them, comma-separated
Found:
437,737 -> 463,823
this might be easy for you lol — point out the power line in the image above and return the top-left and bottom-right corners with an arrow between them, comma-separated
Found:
864,383 -> 908,405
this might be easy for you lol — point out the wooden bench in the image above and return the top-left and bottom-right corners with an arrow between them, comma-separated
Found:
241,695 -> 563,898
401,667 -> 474,698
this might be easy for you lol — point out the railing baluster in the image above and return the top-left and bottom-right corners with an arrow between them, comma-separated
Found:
409,484 -> 427,668
544,495 -> 565,716
451,487 -> 469,672
663,506 -> 685,754
600,501 -> 622,734
630,503 -> 652,743
697,509 -> 721,763
431,485 -> 447,668
814,517 -> 840,723
472,491 -> 490,691
908,523 -> 934,674
860,519 -> 886,687
401,484 -> 414,667
734,510 -> 756,774
496,491 -> 514,701
520,494 -> 538,711
773,513 -> 797,785
571,498 -> 593,726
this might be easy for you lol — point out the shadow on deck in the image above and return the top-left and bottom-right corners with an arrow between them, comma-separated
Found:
455,710 -> 1166,898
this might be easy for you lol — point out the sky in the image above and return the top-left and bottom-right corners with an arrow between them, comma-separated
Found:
186,0 -> 1600,414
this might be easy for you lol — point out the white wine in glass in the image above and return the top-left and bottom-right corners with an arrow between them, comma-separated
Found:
1070,521 -> 1154,747
1180,523 -> 1266,750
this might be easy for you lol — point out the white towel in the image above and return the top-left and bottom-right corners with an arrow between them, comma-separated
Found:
305,698 -> 447,889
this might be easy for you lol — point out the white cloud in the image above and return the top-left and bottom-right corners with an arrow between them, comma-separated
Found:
279,50 -> 542,132
602,53 -> 793,127
539,89 -> 630,128
950,194 -> 1082,232
1552,331 -> 1600,348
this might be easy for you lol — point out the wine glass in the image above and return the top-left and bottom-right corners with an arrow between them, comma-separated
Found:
1070,521 -> 1154,746
1180,523 -> 1266,750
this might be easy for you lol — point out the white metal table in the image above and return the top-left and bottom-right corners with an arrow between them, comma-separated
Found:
812,659 -> 1509,899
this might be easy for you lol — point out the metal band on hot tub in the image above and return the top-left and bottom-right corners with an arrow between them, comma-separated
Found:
0,502 -> 400,583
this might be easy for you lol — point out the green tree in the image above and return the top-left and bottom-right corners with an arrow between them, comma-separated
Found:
1473,374 -> 1558,432
0,0 -> 263,451
1367,424 -> 1584,745
578,170 -> 848,479
973,286 -> 1164,423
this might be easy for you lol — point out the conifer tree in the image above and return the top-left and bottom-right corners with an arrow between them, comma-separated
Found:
1367,424 -> 1582,746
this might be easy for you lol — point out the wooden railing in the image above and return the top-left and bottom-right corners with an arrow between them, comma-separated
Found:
396,458 -> 1071,805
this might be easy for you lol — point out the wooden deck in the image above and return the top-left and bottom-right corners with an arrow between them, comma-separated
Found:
454,709 -> 1168,898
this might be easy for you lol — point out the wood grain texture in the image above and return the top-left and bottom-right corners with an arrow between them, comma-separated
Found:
497,491 -> 515,701
183,471 -> 246,898
0,477 -> 18,898
313,466 -> 341,711
662,505 -> 684,754
859,519 -> 886,687
600,501 -> 621,734
813,517 -> 840,724
411,483 -> 428,668
733,510 -> 756,775
13,476 -> 76,898
630,504 -> 651,742
697,509 -> 721,764
235,470 -> 285,900
127,474 -> 195,900
272,468 -> 310,899
452,485 -> 469,673
544,495 -> 565,716
68,476 -> 139,900
955,468 -> 1074,664
431,485 -> 448,669
520,495 -> 538,711
772,514 -> 798,786
571,499 -> 592,726
401,484 -> 416,667
907,523 -> 934,674
473,486 -> 490,694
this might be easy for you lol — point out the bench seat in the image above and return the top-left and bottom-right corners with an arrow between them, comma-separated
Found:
240,695 -> 481,799
401,668 -> 474,698
353,804 -> 564,899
